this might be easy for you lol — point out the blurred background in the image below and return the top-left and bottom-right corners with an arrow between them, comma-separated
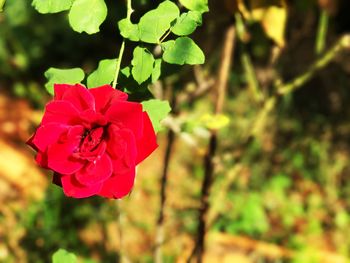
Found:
1,0 -> 350,262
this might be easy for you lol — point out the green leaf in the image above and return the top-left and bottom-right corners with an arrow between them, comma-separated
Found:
172,11 -> 202,36
68,0 -> 107,34
141,99 -> 171,133
32,0 -> 73,14
162,37 -> 205,65
4,0 -> 29,26
152,58 -> 162,83
52,249 -> 77,263
44,67 -> 85,95
0,0 -> 5,12
179,0 -> 209,13
131,47 -> 155,84
138,0 -> 179,43
118,18 -> 140,42
87,59 -> 117,88
121,66 -> 131,78
151,59 -> 162,83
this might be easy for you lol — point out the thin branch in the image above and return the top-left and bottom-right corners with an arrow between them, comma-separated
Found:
159,28 -> 173,44
112,0 -> 133,88
155,91 -> 177,263
277,35 -> 350,95
235,12 -> 263,102
189,24 -> 236,263
315,9 -> 329,55
249,35 -> 350,139
177,66 -> 215,106
154,126 -> 176,263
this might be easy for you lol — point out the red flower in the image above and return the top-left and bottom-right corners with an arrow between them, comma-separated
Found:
28,84 -> 157,199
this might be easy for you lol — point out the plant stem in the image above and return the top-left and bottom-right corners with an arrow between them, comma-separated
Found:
154,88 -> 177,263
241,52 -> 262,102
112,0 -> 133,89
235,12 -> 262,102
315,9 -> 329,55
250,35 -> 350,139
277,35 -> 350,95
155,125 -> 176,263
159,28 -> 172,44
189,24 -> 236,263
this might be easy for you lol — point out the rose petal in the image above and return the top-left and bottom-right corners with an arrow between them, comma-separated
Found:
61,174 -> 102,198
105,101 -> 144,138
98,168 -> 136,199
31,123 -> 68,152
47,126 -> 85,174
107,125 -> 136,158
54,84 -> 74,100
136,112 -> 158,164
54,84 -> 95,112
75,153 -> 113,186
36,152 -> 48,168
89,85 -> 128,113
79,110 -> 107,128
77,141 -> 107,162
41,101 -> 80,125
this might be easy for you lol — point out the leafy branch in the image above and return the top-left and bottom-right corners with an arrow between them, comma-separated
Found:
112,0 -> 133,88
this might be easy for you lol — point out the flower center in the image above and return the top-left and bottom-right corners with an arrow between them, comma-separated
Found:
80,127 -> 105,153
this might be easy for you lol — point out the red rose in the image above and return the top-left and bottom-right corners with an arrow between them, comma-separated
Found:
27,84 -> 158,199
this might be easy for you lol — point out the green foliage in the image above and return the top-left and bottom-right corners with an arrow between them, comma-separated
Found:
52,249 -> 77,263
228,193 -> 269,235
4,0 -> 29,26
292,248 -> 321,263
162,37 -> 205,65
21,186 -> 118,263
117,0 -> 206,80
131,47 -> 155,84
68,0 -> 107,34
30,0 -> 205,86
32,0 -> 73,14
179,0 -> 209,13
119,1 -> 179,44
118,19 -> 140,41
151,59 -> 162,83
141,99 -> 171,133
44,68 -> 85,94
172,11 -> 202,36
87,59 -> 117,88
137,0 -> 179,43
0,0 -> 5,11
32,0 -> 107,34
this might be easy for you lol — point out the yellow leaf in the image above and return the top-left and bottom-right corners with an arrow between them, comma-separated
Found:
200,113 -> 230,130
236,0 -> 287,47
261,5 -> 287,47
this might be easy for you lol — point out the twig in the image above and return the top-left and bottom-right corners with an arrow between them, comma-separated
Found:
235,12 -> 263,102
189,24 -> 236,263
315,9 -> 329,55
249,35 -> 350,139
155,93 -> 176,263
154,129 -> 175,263
159,28 -> 173,44
177,66 -> 215,106
277,35 -> 350,95
241,52 -> 263,102
112,0 -> 133,88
